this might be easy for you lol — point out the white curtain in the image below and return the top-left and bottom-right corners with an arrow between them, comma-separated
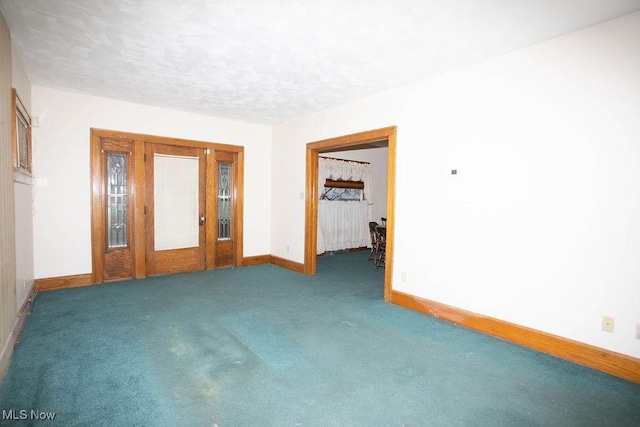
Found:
317,201 -> 370,253
317,157 -> 373,254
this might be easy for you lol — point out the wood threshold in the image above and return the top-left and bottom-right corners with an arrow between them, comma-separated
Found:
390,290 -> 640,384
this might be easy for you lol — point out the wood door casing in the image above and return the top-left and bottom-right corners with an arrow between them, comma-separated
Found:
91,128 -> 245,284
144,143 -> 206,276
305,126 -> 397,301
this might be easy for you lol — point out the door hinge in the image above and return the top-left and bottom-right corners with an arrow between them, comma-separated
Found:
144,206 -> 147,215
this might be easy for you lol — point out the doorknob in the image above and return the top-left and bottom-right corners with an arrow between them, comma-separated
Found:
199,214 -> 205,226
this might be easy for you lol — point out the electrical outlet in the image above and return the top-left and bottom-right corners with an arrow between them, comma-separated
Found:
636,324 -> 640,340
401,272 -> 407,283
601,316 -> 614,333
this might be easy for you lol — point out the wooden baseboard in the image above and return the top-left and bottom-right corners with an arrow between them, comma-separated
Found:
242,255 -> 271,266
33,255 -> 298,292
390,290 -> 640,384
269,255 -> 305,274
245,254 -> 307,273
35,273 -> 94,292
0,285 -> 36,384
33,255 -> 302,292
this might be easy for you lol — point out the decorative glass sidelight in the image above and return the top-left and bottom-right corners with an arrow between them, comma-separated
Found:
107,153 -> 128,248
218,163 -> 232,240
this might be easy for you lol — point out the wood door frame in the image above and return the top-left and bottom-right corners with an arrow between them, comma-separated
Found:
90,128 -> 245,283
304,126 -> 397,300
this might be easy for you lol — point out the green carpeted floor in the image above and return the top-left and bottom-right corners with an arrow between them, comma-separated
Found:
1,251 -> 639,426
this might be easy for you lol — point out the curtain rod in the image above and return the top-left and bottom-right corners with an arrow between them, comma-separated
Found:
319,156 -> 370,165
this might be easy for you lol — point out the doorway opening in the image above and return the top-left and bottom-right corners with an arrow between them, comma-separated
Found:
304,126 -> 396,301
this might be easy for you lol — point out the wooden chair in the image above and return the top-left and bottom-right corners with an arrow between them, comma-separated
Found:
374,225 -> 386,270
368,221 -> 379,262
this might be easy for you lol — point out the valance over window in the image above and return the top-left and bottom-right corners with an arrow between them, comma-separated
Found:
318,157 -> 373,204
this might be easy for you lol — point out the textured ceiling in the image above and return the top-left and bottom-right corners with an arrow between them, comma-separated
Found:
2,0 -> 640,125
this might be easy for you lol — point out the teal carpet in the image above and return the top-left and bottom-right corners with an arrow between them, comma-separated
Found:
1,251 -> 639,426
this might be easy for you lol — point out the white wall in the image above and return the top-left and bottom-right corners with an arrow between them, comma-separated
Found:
273,12 -> 640,358
11,43 -> 29,112
323,147 -> 388,223
12,41 -> 33,310
31,87 -> 272,279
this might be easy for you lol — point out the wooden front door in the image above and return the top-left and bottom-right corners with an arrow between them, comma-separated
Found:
91,128 -> 245,283
144,143 -> 207,276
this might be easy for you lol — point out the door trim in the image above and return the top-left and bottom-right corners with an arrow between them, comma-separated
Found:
304,126 -> 397,301
90,128 -> 244,283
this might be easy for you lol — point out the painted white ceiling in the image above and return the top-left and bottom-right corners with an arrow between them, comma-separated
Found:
2,0 -> 640,125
